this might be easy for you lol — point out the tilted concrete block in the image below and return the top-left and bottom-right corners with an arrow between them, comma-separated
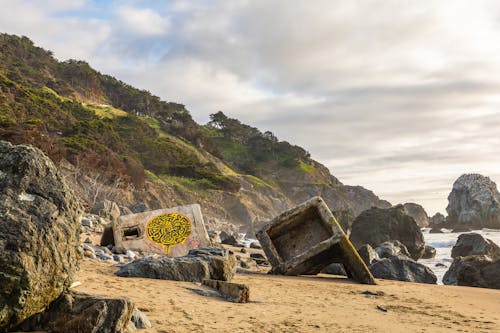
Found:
113,204 -> 210,256
256,196 -> 375,284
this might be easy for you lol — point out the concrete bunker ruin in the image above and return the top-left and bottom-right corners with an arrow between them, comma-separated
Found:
113,204 -> 210,256
256,196 -> 375,284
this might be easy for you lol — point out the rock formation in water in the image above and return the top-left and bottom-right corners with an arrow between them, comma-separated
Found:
403,202 -> 429,228
446,174 -> 500,229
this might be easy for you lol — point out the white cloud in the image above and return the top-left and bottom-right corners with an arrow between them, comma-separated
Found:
115,6 -> 170,37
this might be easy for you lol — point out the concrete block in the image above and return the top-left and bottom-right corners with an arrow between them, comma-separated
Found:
202,279 -> 250,303
256,196 -> 375,284
113,204 -> 210,256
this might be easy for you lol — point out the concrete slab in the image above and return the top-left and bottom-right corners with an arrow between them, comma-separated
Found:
256,196 -> 375,284
113,204 -> 210,256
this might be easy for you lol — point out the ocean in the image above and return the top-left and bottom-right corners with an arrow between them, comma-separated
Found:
420,228 -> 500,284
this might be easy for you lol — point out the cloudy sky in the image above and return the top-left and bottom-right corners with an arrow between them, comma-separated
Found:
2,0 -> 500,215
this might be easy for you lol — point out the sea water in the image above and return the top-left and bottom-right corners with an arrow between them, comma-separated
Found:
420,228 -> 500,284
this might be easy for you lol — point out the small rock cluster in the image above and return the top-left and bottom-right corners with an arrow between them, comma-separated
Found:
344,205 -> 438,284
443,233 -> 500,289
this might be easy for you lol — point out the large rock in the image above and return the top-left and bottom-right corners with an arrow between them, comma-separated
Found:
429,212 -> 445,226
446,174 -> 500,229
91,199 -> 121,221
403,203 -> 429,228
369,256 -> 437,284
421,245 -> 437,259
350,205 -> 425,260
0,141 -> 82,330
374,240 -> 411,259
443,255 -> 500,289
14,292 -> 136,333
451,233 -> 500,259
116,247 -> 236,282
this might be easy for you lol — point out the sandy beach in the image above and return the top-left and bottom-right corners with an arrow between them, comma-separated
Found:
75,259 -> 500,333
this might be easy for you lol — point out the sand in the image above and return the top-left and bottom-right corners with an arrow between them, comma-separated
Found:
74,258 -> 500,333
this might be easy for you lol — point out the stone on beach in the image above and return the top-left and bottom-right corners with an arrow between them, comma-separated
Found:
0,141 -> 82,330
443,255 -> 500,289
350,205 -> 425,260
451,233 -> 500,259
116,247 -> 237,282
369,256 -> 437,284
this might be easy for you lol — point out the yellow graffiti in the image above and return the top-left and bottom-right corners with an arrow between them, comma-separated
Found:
146,212 -> 192,254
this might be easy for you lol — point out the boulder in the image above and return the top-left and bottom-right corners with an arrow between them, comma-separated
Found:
443,256 -> 500,289
129,202 -> 149,214
220,231 -> 239,246
0,141 -> 82,330
119,205 -> 133,216
208,230 -> 222,244
357,244 -> 380,266
116,247 -> 236,282
429,212 -> 445,226
131,306 -> 152,329
451,233 -> 500,259
421,245 -> 437,259
429,227 -> 443,234
14,292 -> 136,333
374,240 -> 411,259
403,203 -> 429,228
90,200 -> 121,221
321,263 -> 347,276
446,174 -> 500,229
369,256 -> 437,284
350,205 -> 425,260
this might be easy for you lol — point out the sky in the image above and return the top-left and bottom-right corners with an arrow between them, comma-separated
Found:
1,0 -> 500,215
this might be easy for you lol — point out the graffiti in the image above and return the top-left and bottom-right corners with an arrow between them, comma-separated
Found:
146,212 -> 192,254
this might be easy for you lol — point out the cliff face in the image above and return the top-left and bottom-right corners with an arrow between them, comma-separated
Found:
0,33 -> 390,232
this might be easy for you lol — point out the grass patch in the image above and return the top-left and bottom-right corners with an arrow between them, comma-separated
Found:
84,103 -> 128,119
298,159 -> 315,174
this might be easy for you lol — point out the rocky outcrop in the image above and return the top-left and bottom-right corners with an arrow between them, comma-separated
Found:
403,203 -> 429,228
446,174 -> 500,229
451,233 -> 500,259
0,141 -> 82,330
14,292 -> 138,333
421,245 -> 437,259
374,240 -> 411,259
116,247 -> 236,282
350,205 -> 425,260
443,256 -> 500,289
91,199 -> 121,222
369,256 -> 437,284
429,212 -> 445,226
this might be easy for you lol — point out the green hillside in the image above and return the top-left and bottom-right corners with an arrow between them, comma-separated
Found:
0,33 -> 390,227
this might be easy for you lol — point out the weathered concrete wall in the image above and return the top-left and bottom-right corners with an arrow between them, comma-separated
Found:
113,204 -> 210,256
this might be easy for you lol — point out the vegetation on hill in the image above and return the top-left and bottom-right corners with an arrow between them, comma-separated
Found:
0,33 -> 238,192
